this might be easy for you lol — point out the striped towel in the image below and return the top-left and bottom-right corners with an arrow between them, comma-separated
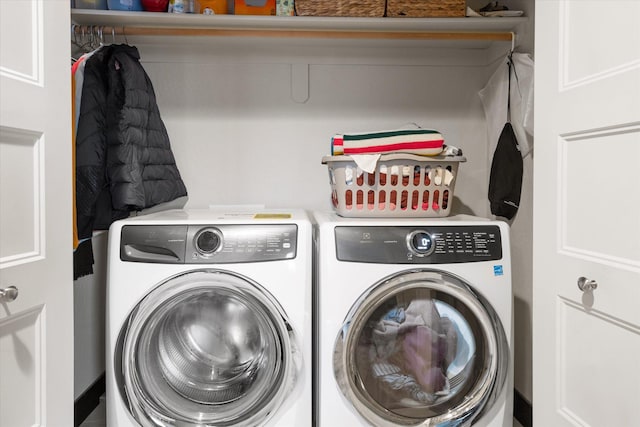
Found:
331,128 -> 444,156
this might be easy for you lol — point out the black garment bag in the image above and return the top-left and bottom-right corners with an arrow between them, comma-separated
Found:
488,56 -> 523,220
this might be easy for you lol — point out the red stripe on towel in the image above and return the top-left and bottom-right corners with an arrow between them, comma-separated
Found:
343,139 -> 444,154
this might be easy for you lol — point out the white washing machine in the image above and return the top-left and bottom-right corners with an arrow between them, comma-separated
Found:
106,208 -> 312,427
313,211 -> 513,427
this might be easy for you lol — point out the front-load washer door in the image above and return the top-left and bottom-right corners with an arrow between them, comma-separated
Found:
333,269 -> 508,427
116,269 -> 298,427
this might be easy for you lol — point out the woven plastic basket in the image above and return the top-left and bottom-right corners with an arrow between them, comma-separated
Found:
386,0 -> 465,17
294,0 -> 385,17
323,154 -> 466,218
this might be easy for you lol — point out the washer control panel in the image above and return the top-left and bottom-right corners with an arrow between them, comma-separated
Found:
335,225 -> 502,264
121,224 -> 297,263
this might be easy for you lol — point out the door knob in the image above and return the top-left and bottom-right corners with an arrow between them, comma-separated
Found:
577,277 -> 598,292
0,286 -> 19,302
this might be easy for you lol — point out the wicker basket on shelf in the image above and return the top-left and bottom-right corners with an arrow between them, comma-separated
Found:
386,0 -> 465,17
294,0 -> 385,17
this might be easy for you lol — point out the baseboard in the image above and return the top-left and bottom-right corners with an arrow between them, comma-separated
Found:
514,388 -> 532,427
74,373 -> 106,427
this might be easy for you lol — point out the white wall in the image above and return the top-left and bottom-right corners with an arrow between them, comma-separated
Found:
138,39 -> 497,216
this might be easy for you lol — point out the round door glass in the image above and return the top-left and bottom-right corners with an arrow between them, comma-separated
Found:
334,270 -> 507,426
120,270 -> 293,426
354,289 -> 483,417
152,288 -> 270,405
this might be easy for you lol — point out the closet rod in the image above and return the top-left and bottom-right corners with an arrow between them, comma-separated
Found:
74,25 -> 514,41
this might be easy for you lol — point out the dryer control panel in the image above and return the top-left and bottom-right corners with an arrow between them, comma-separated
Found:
120,224 -> 297,263
335,225 -> 502,264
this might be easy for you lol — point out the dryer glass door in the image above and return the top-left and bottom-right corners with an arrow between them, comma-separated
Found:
333,269 -> 508,426
116,269 -> 296,426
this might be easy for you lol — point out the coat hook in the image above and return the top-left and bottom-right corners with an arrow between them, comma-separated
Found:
510,31 -> 515,53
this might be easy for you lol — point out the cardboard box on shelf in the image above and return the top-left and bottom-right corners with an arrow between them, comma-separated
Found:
234,0 -> 276,15
199,0 -> 228,13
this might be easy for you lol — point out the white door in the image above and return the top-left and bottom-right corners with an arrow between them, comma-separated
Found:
0,1 -> 73,426
533,1 -> 640,426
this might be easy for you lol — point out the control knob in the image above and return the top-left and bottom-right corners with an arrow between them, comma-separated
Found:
407,230 -> 435,257
194,228 -> 223,256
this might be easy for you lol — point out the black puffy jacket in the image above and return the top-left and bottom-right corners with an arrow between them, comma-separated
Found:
76,44 -> 187,239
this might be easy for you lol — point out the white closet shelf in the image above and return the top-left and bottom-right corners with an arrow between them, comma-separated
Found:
71,9 -> 526,42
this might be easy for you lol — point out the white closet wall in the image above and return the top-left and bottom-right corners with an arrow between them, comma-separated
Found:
140,39 -> 494,215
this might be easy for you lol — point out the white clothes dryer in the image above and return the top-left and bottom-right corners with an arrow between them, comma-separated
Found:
106,209 -> 312,427
313,211 -> 513,427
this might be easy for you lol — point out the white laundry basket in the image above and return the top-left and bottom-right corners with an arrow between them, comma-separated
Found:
322,154 -> 466,218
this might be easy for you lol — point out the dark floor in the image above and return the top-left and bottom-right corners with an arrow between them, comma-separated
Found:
78,394 -> 106,427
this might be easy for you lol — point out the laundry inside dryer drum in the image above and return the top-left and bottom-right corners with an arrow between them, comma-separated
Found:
120,270 -> 291,426
355,292 -> 482,415
334,270 -> 508,426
